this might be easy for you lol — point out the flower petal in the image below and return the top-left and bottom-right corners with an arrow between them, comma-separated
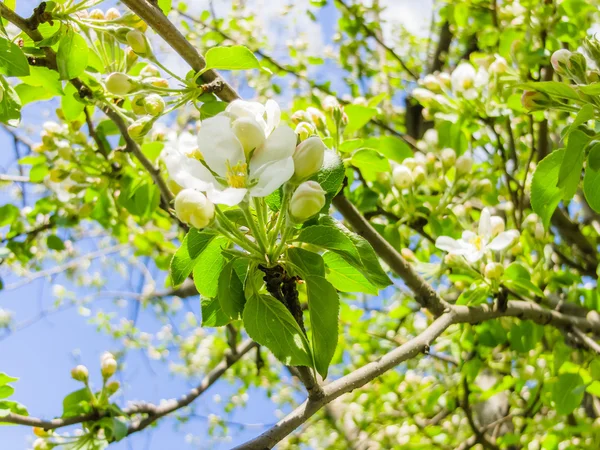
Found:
226,100 -> 267,132
206,186 -> 248,206
265,99 -> 281,135
163,148 -> 216,191
464,249 -> 485,263
178,131 -> 198,156
478,208 -> 492,241
249,157 -> 294,197
462,230 -> 477,241
249,124 -> 297,175
198,115 -> 245,177
488,230 -> 519,251
436,236 -> 471,255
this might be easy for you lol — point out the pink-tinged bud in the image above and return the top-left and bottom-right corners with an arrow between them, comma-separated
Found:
106,72 -> 137,96
71,365 -> 89,382
293,136 -> 325,179
550,49 -> 572,73
521,91 -> 551,111
289,181 -> 326,222
126,30 -> 149,56
174,189 -> 215,229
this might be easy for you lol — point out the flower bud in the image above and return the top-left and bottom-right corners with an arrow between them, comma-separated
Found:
521,91 -> 551,111
392,164 -> 412,189
106,380 -> 120,395
101,357 -> 117,378
400,248 -> 415,261
33,428 -> 52,439
550,49 -> 572,74
140,64 -> 161,78
489,56 -> 508,74
33,438 -> 49,450
126,30 -> 149,56
455,154 -> 473,176
422,74 -> 441,92
322,95 -> 339,112
568,52 -> 587,82
128,116 -> 154,140
174,189 -> 215,229
412,166 -> 426,185
145,77 -> 169,89
105,8 -> 121,20
131,94 -> 147,115
71,365 -> 89,382
144,94 -> 165,116
477,179 -> 493,193
490,216 -> 505,236
293,136 -> 325,179
534,222 -> 545,240
484,262 -> 504,280
89,9 -> 105,20
583,38 -> 600,70
411,87 -> 435,104
106,72 -> 137,96
306,107 -> 326,129
295,122 -> 316,141
289,181 -> 326,222
441,148 -> 456,169
587,310 -> 600,327
125,47 -> 138,68
291,110 -> 311,125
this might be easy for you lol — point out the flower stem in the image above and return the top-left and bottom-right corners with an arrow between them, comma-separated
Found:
240,202 -> 269,256
214,207 -> 262,255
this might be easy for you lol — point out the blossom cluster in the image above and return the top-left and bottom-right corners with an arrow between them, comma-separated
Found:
163,100 -> 328,230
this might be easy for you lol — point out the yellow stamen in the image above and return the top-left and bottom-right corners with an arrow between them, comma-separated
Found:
469,235 -> 483,250
226,161 -> 248,188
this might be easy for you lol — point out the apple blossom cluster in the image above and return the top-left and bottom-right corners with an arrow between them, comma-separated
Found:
162,99 -> 328,258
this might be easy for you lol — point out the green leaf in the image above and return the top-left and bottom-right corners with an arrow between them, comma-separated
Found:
61,82 -> 85,121
305,275 -> 339,378
201,297 -> 231,327
566,104 -> 594,136
583,163 -> 600,213
502,262 -> 544,297
141,142 -> 164,163
57,30 -> 89,80
295,224 -> 361,263
363,136 -> 412,163
322,251 -> 377,295
204,45 -> 266,72
287,247 -> 325,278
0,400 -> 28,417
112,418 -> 128,441
0,204 -> 19,227
192,236 -> 227,297
0,374 -> 18,386
157,0 -> 172,14
0,37 -> 29,77
62,388 -> 93,418
170,229 -> 217,286
578,83 -> 600,95
557,130 -> 588,201
553,373 -> 585,415
590,359 -> 600,381
243,294 -> 312,366
588,142 -> 600,172
343,104 -> 378,135
351,149 -> 391,181
217,260 -> 246,320
0,385 -> 14,399
47,235 -> 66,251
456,285 -> 490,305
531,149 -> 564,230
519,81 -> 580,102
339,138 -> 364,153
0,76 -> 21,124
29,164 -> 48,183
509,320 -> 543,353
199,101 -> 227,120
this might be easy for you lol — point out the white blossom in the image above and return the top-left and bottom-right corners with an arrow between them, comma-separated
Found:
435,208 -> 519,263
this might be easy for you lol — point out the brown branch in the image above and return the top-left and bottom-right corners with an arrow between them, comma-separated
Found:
120,0 -> 240,102
572,327 -> 600,355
